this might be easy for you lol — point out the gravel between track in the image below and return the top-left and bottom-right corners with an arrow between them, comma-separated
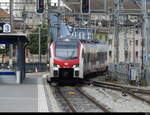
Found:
82,86 -> 150,112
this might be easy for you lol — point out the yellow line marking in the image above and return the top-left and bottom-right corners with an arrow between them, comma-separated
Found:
68,92 -> 76,95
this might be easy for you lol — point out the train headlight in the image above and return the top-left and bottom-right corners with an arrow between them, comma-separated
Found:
54,64 -> 60,67
73,64 -> 79,68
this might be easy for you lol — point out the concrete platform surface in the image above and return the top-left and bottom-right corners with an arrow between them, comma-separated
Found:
0,72 -> 59,112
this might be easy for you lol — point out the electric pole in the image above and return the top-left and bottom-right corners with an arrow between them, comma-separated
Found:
38,26 -> 41,63
141,18 -> 144,80
22,5 -> 27,33
113,0 -> 119,64
9,0 -> 14,68
142,0 -> 150,83
143,0 -> 149,68
47,0 -> 51,70
133,30 -> 135,64
57,0 -> 61,38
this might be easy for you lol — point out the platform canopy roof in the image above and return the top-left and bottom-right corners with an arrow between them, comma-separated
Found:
0,33 -> 29,44
62,0 -> 150,14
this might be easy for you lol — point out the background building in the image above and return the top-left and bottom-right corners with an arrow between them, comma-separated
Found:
108,27 -> 143,65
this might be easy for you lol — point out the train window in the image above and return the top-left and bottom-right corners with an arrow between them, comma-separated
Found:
136,40 -> 138,46
136,51 -> 138,58
55,45 -> 78,60
109,51 -> 112,57
125,51 -> 128,60
55,40 -> 78,46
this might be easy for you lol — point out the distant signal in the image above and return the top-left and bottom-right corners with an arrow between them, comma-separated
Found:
81,0 -> 90,14
36,0 -> 44,13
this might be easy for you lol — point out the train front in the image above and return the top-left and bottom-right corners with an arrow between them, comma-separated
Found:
50,38 -> 83,83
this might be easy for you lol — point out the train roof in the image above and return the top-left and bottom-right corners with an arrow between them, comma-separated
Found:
79,39 -> 105,44
55,36 -> 79,41
54,36 -> 80,46
54,35 -> 107,45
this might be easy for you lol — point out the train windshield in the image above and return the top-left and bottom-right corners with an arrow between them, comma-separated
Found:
55,45 -> 78,60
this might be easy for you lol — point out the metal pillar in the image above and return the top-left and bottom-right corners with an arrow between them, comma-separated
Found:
141,19 -> 145,80
112,0 -> 124,80
9,0 -> 14,67
113,0 -> 120,63
22,43 -> 25,80
143,0 -> 150,67
10,0 -> 13,32
133,30 -> 135,64
22,5 -> 27,33
142,0 -> 150,85
38,26 -> 41,63
57,0 -> 61,38
47,0 -> 51,70
104,0 -> 108,12
17,41 -> 24,83
113,0 -> 124,63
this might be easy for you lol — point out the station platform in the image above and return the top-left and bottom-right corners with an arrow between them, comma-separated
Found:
0,72 -> 61,112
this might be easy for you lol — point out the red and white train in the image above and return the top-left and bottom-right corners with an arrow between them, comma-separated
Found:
49,36 -> 108,83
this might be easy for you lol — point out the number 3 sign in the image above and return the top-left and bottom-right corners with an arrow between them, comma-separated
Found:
3,23 -> 11,33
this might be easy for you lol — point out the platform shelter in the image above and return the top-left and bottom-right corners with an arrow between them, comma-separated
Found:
0,34 -> 28,84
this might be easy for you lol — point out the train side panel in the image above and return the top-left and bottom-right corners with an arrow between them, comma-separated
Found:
82,43 -> 108,77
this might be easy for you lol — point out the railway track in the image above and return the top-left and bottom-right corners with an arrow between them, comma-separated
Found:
91,80 -> 150,105
91,81 -> 150,94
55,86 -> 111,112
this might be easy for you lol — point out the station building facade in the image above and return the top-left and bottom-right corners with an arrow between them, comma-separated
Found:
107,27 -> 143,65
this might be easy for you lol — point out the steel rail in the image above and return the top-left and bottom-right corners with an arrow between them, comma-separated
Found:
55,87 -> 77,112
75,86 -> 111,112
91,81 -> 150,105
92,81 -> 150,95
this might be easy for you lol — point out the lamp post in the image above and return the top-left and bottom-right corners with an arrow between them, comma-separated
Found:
47,0 -> 51,70
22,6 -> 27,33
9,0 -> 13,68
38,25 -> 41,64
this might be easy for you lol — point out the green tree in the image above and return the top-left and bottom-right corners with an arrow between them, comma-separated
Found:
28,24 -> 48,55
0,16 -> 5,21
